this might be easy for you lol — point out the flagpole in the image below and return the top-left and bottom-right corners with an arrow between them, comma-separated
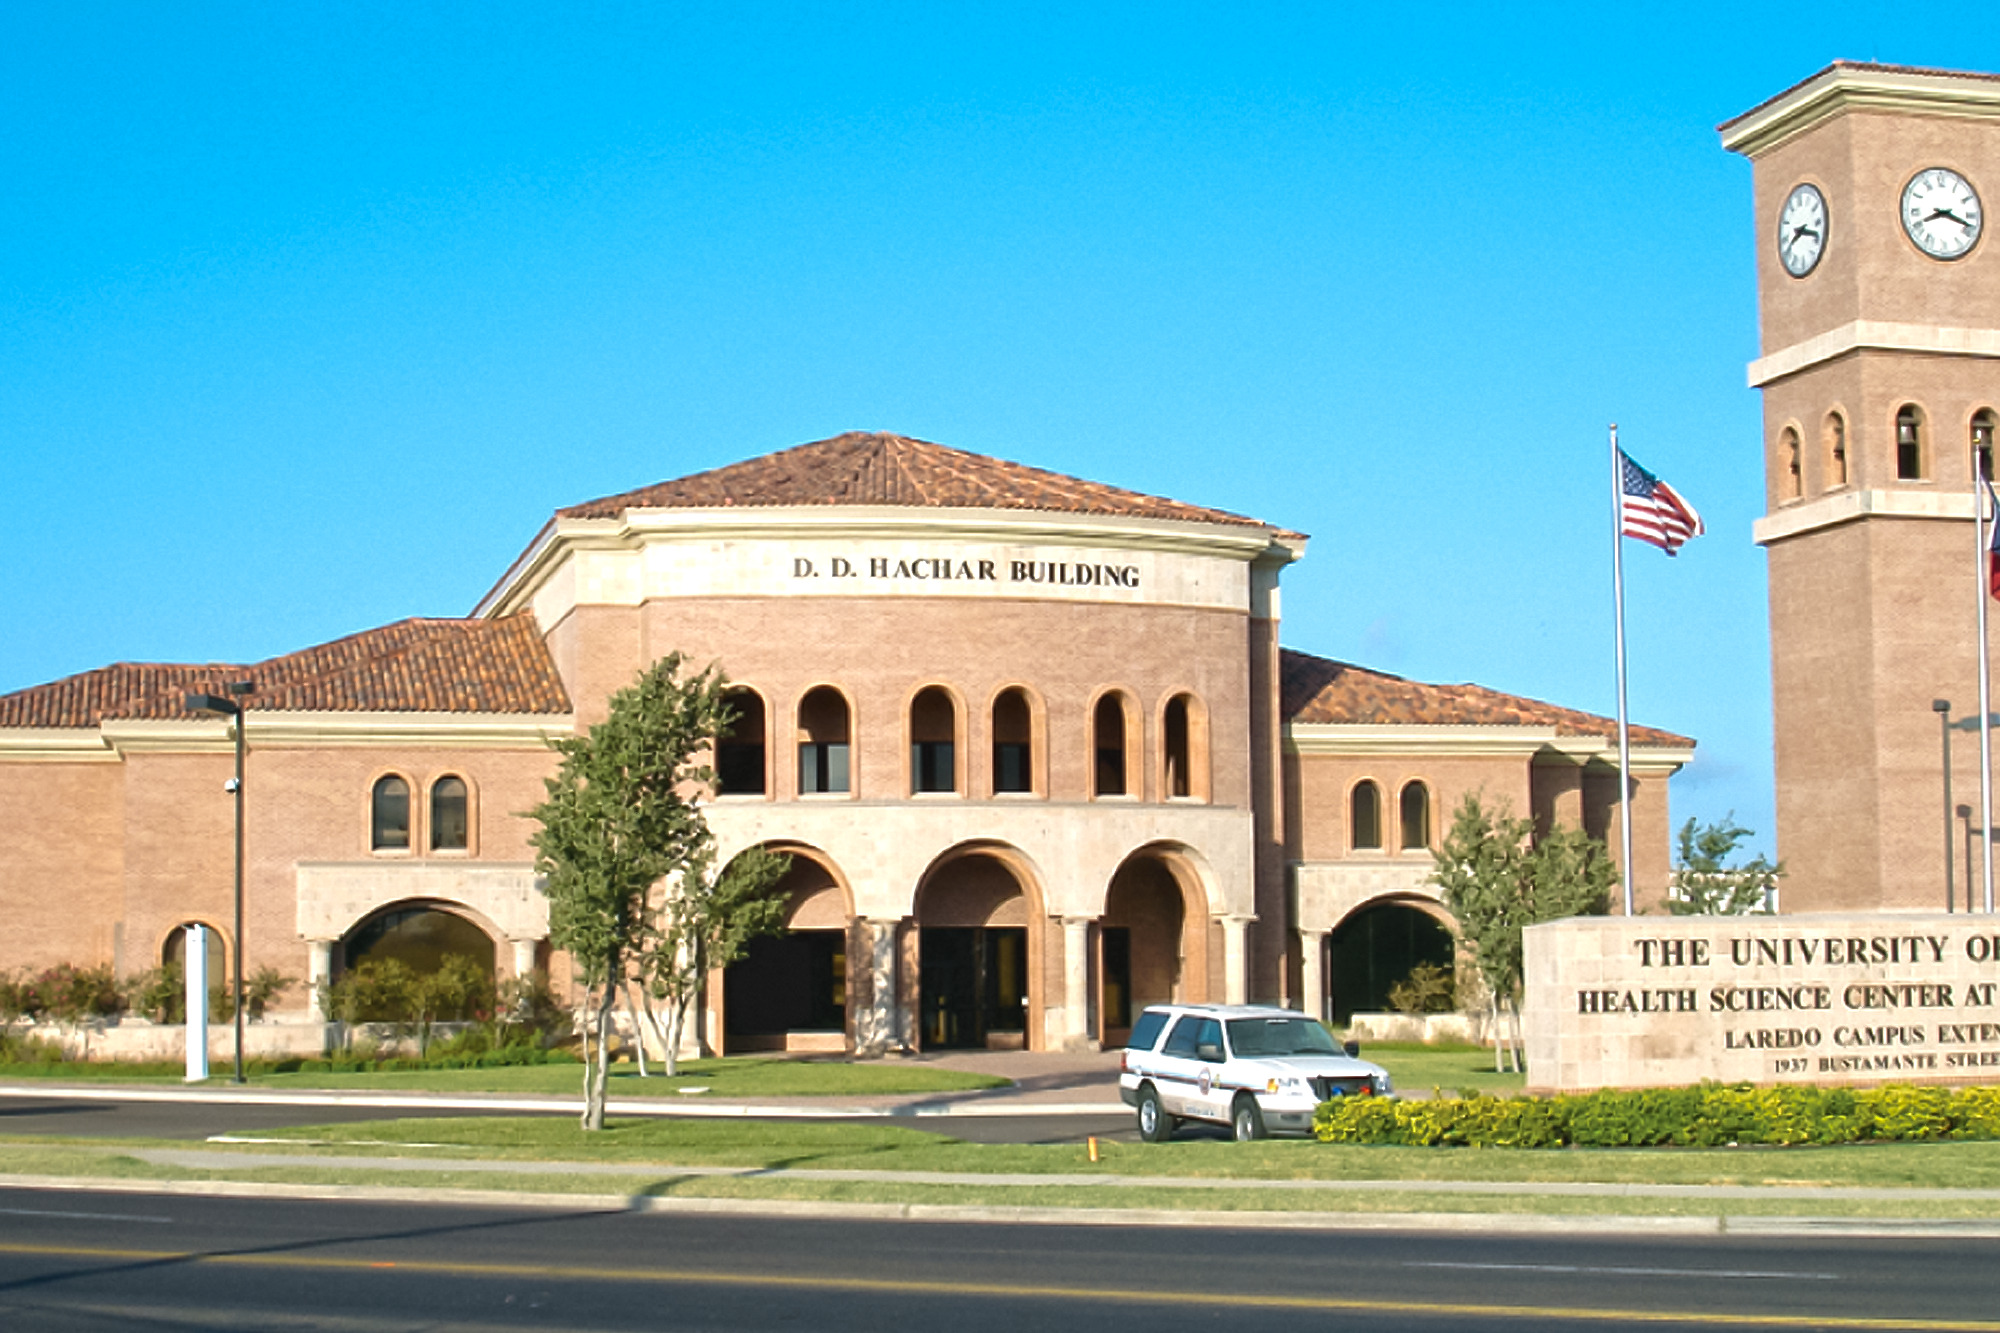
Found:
1980,479 -> 1994,913
1611,424 -> 1635,916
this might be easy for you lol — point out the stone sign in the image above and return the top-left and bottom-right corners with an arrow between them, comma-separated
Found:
1523,914 -> 2000,1093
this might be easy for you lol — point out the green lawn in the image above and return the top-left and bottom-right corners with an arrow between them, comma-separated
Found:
1357,1041 -> 1527,1096
0,1056 -> 1006,1098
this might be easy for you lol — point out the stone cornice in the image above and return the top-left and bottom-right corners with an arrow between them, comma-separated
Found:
0,729 -> 119,763
1285,724 -> 1691,773
475,505 -> 1305,620
1748,321 -> 2000,387
20,713 -> 574,760
1721,63 -> 2000,159
1755,487 -> 1974,545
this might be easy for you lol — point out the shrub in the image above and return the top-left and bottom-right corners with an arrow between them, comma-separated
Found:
1386,963 -> 1456,1016
1314,1082 -> 2000,1148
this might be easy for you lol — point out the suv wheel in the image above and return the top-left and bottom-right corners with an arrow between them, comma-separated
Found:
1231,1095 -> 1266,1142
1136,1085 -> 1174,1143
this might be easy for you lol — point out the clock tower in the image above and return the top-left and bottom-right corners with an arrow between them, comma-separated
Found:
1723,64 -> 2000,912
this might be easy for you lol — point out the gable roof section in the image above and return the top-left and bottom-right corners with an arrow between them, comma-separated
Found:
557,431 -> 1291,534
0,615 -> 571,729
1280,648 -> 1692,749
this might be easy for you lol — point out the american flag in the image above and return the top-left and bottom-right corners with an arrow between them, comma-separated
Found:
1619,449 -> 1703,556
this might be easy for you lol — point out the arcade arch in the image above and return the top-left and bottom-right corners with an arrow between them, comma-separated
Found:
912,844 -> 1045,1051
1322,896 -> 1455,1026
721,847 -> 854,1052
1098,844 -> 1212,1045
338,900 -> 498,982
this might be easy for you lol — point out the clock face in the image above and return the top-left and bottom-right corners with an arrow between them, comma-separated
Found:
1902,167 -> 1983,260
1778,183 -> 1827,277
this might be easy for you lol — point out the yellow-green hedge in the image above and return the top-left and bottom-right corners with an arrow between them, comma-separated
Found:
1314,1083 -> 2000,1148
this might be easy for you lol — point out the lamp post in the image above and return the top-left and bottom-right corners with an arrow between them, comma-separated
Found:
1937,699 -> 1956,912
185,681 -> 255,1083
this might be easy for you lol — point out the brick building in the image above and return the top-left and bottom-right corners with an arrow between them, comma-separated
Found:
0,431 -> 1689,1051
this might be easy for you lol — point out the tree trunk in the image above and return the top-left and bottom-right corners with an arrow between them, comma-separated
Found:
622,982 -> 650,1077
583,983 -> 616,1131
1509,996 -> 1527,1075
663,992 -> 689,1077
1490,992 -> 1504,1073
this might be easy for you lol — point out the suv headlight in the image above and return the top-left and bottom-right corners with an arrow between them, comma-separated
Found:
1371,1072 -> 1394,1096
1265,1076 -> 1310,1098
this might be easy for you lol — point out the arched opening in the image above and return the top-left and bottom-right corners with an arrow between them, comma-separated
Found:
797,686 -> 851,795
1974,410 -> 1996,483
371,775 -> 410,851
723,852 -> 849,1051
163,922 -> 227,986
1824,411 -> 1847,488
910,686 -> 957,794
991,687 -> 1034,794
430,776 -> 469,851
1324,901 -> 1455,1025
717,688 -> 768,796
1100,848 -> 1210,1045
1093,693 -> 1133,798
1897,404 -> 1926,480
1781,426 -> 1801,500
915,850 -> 1037,1050
1399,781 -> 1432,851
1350,780 -> 1383,851
340,902 -> 497,982
1161,693 -> 1208,801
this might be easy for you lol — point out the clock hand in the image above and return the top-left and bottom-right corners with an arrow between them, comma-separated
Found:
1926,207 -> 1968,227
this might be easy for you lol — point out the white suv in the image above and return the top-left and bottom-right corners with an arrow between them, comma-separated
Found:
1118,1003 -> 1392,1141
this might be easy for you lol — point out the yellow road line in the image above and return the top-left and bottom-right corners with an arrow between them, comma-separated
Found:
1,1240 -> 1995,1330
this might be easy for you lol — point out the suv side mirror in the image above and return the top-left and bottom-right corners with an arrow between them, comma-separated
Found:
1342,1039 -> 1361,1058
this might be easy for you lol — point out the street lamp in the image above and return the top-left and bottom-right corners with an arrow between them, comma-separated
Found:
185,681 -> 255,1083
1937,699 -> 1955,913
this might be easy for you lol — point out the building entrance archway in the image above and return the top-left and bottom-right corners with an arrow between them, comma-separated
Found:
722,850 -> 851,1052
339,901 -> 497,982
1100,848 -> 1210,1045
1325,900 -> 1454,1025
914,849 -> 1039,1051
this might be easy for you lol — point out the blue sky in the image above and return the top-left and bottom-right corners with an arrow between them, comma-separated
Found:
5,2 -> 1996,856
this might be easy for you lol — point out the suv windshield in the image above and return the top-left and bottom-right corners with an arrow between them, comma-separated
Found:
1224,1016 -> 1341,1058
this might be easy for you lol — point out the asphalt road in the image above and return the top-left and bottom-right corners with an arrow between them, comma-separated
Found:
0,1092 -> 1148,1145
0,1184 -> 1992,1331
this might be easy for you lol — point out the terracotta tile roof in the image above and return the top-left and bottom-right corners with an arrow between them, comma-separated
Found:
1280,649 -> 1693,749
0,615 -> 571,729
558,431 -> 1292,535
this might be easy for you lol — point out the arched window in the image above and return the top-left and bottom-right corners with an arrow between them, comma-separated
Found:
371,775 -> 410,851
991,688 -> 1034,794
1824,412 -> 1847,488
1093,694 -> 1131,797
429,776 -> 468,851
1162,693 -> 1208,800
910,686 -> 957,794
163,922 -> 226,986
717,688 -> 767,795
1350,780 -> 1383,851
1897,405 -> 1926,480
1781,426 -> 1801,500
1399,781 -> 1432,851
1975,410 -> 1996,483
797,687 -> 851,795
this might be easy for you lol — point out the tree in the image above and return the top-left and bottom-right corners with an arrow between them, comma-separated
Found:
528,653 -> 733,1130
1428,794 -> 1615,1072
1669,814 -> 1781,915
630,843 -> 791,1075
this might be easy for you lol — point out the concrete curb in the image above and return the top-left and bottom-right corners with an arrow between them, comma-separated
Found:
6,1173 -> 2000,1239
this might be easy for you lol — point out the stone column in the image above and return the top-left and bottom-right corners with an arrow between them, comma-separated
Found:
1298,928 -> 1328,1023
854,918 -> 902,1057
1061,916 -> 1094,1052
1222,915 -> 1254,1005
511,938 -> 540,980
306,940 -> 334,1020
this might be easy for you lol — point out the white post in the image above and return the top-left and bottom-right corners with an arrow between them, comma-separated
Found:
1221,915 -> 1252,1005
1298,929 -> 1327,1024
1061,916 -> 1092,1051
1979,482 -> 1995,913
184,925 -> 209,1082
1610,424 -> 1636,916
